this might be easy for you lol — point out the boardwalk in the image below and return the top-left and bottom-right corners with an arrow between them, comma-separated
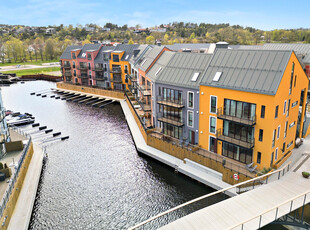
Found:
160,153 -> 310,230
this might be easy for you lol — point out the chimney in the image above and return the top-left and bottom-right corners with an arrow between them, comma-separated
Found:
216,41 -> 229,49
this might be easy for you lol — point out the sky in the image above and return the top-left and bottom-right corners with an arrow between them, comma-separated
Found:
0,0 -> 309,30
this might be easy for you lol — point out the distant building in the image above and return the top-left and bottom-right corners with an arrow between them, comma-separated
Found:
45,28 -> 56,34
84,27 -> 95,33
101,27 -> 111,32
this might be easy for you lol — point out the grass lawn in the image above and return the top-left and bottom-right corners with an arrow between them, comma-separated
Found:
0,59 -> 59,67
1,67 -> 61,76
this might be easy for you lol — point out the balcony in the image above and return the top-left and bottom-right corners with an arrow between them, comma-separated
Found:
111,67 -> 122,73
217,108 -> 256,126
137,84 -> 151,96
157,96 -> 184,108
77,65 -> 87,70
95,76 -> 107,81
63,64 -> 71,69
77,74 -> 88,79
157,112 -> 184,127
128,74 -> 137,82
111,76 -> 122,83
93,66 -> 104,71
64,71 -> 72,77
138,98 -> 151,111
216,128 -> 254,149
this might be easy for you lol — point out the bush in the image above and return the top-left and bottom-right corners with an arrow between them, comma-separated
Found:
257,167 -> 272,176
0,162 -> 3,170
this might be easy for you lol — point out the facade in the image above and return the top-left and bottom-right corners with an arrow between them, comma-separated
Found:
60,45 -> 82,83
93,46 -> 115,88
109,44 -> 139,91
198,49 -> 308,170
155,52 -> 212,144
76,44 -> 102,86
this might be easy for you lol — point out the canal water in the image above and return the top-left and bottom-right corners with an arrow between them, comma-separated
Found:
1,81 -> 220,229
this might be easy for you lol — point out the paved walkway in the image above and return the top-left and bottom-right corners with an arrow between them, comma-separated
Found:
0,63 -> 59,72
120,100 -> 237,196
160,141 -> 310,229
7,143 -> 43,230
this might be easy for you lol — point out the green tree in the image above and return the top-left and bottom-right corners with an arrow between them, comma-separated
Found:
128,39 -> 134,44
146,35 -> 155,44
45,38 -> 55,60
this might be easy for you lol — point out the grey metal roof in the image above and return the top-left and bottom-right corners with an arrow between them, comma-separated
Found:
230,43 -> 310,64
139,46 -> 167,72
129,44 -> 149,65
165,43 -> 210,51
60,45 -> 82,59
113,44 -> 140,61
156,52 -> 213,89
94,45 -> 115,62
200,49 -> 292,95
77,44 -> 102,58
146,51 -> 175,81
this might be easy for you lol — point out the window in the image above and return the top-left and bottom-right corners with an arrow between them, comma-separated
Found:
261,105 -> 265,118
287,99 -> 291,117
222,142 -> 253,164
73,70 -> 76,77
283,100 -> 287,114
275,105 -> 279,118
104,64 -> 107,71
213,72 -> 222,81
272,129 -> 276,147
284,121 -> 288,138
88,71 -> 92,78
210,116 -> 216,134
289,62 -> 294,94
277,125 -> 280,139
257,152 -> 261,164
113,55 -> 119,62
191,72 -> 200,82
124,65 -> 128,74
282,142 -> 286,153
72,61 -> 76,69
294,75 -> 297,87
188,111 -> 193,127
209,136 -> 216,152
259,129 -> 263,142
87,53 -> 92,60
88,63 -> 91,70
210,96 -> 217,113
72,53 -> 76,59
292,101 -> 298,108
275,148 -> 278,161
287,141 -> 293,148
223,99 -> 256,121
188,92 -> 194,108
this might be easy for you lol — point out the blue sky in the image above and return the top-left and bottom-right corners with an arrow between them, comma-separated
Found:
0,0 -> 309,30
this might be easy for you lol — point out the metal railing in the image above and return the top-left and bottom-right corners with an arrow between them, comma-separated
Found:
77,66 -> 87,70
157,112 -> 184,127
93,66 -> 104,71
77,74 -> 88,79
217,107 -> 256,126
231,189 -> 310,229
111,67 -> 122,73
157,96 -> 185,108
0,136 -> 32,218
128,161 -> 292,230
64,72 -> 72,77
63,64 -> 71,69
216,128 -> 255,149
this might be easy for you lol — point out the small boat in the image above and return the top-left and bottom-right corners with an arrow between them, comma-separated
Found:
7,114 -> 35,126
0,73 -> 19,85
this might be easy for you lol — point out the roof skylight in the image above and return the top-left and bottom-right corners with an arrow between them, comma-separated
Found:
155,67 -> 163,76
213,72 -> 222,82
191,72 -> 200,82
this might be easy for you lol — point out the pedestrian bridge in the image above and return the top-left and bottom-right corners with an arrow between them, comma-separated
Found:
129,154 -> 310,230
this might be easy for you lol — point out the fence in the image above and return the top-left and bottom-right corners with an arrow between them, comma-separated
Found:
128,161 -> 292,230
0,137 -> 33,228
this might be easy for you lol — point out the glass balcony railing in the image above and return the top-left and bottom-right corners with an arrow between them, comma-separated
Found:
216,128 -> 254,149
217,107 -> 256,126
157,112 -> 184,127
157,96 -> 184,108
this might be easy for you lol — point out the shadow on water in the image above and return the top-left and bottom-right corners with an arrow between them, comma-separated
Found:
1,81 -> 221,230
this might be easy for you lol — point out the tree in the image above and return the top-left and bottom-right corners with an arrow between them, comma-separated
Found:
82,39 -> 91,45
45,38 -> 55,60
190,32 -> 196,39
128,39 -> 134,44
146,35 -> 155,44
34,37 -> 44,61
6,38 -> 23,62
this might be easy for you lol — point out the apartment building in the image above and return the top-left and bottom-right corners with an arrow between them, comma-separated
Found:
154,52 -> 212,144
60,45 -> 82,83
198,49 -> 308,170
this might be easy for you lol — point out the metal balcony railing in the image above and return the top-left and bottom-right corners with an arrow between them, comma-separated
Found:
111,76 -> 122,83
111,67 -> 122,73
137,84 -> 151,96
128,74 -> 137,81
77,74 -> 88,79
95,76 -> 107,81
64,72 -> 72,77
137,98 -> 151,111
217,107 -> 256,126
63,64 -> 71,69
93,66 -> 104,71
157,96 -> 184,108
216,128 -> 255,149
77,65 -> 87,70
157,112 -> 184,127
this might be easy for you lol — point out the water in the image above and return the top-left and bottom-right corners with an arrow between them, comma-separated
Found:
1,81 -> 220,229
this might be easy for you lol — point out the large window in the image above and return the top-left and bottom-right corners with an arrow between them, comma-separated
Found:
72,61 -> 76,69
224,99 -> 256,121
272,129 -> 276,147
188,92 -> 194,108
113,54 -> 119,62
259,129 -> 263,142
287,99 -> 291,117
284,121 -> 288,138
222,142 -> 252,164
162,123 -> 182,139
277,125 -> 280,139
188,111 -> 193,127
257,152 -> 261,164
210,117 -> 216,134
162,88 -> 182,104
159,105 -> 183,123
275,105 -> 279,118
125,65 -> 128,73
210,96 -> 217,113
223,120 -> 254,143
72,53 -> 76,59
289,62 -> 295,94
87,53 -> 92,60
88,62 -> 91,70
283,100 -> 287,114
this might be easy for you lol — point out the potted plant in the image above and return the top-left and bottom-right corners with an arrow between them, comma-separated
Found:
302,171 -> 309,178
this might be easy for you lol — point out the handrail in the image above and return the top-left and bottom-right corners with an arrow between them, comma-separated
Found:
128,161 -> 291,230
230,189 -> 310,229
